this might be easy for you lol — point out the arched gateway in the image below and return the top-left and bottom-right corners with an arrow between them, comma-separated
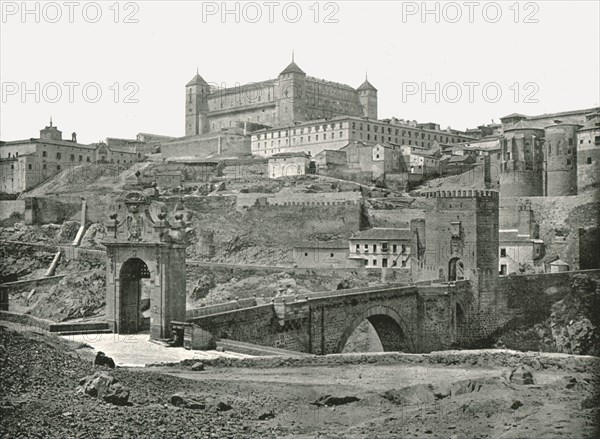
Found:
103,192 -> 192,339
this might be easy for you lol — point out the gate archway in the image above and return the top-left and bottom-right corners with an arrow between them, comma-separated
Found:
119,258 -> 151,334
104,191 -> 191,339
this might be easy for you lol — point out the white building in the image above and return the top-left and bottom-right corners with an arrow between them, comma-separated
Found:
267,152 -> 310,179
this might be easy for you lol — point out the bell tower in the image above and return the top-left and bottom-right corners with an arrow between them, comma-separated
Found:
276,52 -> 307,125
357,73 -> 378,119
185,70 -> 210,136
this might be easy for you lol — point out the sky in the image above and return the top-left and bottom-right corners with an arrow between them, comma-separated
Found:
1,0 -> 599,144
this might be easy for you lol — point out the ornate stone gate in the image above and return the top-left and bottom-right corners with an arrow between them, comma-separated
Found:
103,192 -> 191,339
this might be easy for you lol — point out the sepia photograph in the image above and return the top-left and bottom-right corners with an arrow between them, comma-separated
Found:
1,1 -> 599,437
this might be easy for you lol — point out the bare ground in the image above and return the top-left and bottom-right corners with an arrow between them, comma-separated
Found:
1,324 -> 598,439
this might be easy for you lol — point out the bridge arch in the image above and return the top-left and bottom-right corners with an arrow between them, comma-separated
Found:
337,305 -> 414,353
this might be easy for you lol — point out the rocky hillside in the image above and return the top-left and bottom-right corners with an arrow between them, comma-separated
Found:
496,274 -> 600,356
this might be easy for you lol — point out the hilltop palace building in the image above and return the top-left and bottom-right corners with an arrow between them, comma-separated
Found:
183,57 -> 475,159
185,56 -> 377,137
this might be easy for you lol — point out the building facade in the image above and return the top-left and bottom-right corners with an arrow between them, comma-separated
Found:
0,122 -> 144,194
496,107 -> 600,197
268,152 -> 310,179
415,190 -> 500,310
251,115 -> 475,158
348,228 -> 413,269
185,58 -> 377,137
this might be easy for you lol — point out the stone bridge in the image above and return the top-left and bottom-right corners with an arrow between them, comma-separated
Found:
185,280 -> 475,354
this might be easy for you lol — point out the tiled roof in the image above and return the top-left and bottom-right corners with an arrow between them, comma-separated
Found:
357,79 -> 377,92
280,61 -> 305,76
186,73 -> 208,86
350,228 -> 412,241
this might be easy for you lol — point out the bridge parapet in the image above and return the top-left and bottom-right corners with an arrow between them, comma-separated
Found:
273,282 -> 414,305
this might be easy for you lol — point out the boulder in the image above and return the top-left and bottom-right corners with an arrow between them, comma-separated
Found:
170,393 -> 205,410
77,372 -> 129,405
190,362 -> 205,372
508,366 -> 534,385
311,395 -> 360,407
94,352 -> 115,369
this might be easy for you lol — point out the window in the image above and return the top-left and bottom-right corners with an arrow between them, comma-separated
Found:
372,259 -> 377,266
381,242 -> 388,252
382,258 -> 388,268
587,157 -> 593,164
79,155 -> 83,162
28,164 -> 32,170
364,259 -> 368,266
43,164 -> 46,170
567,159 -> 572,166
373,244 -> 377,252
304,253 -> 308,257
500,265 -> 507,276
500,248 -> 507,257
57,165 -> 61,170
70,154 -> 75,161
42,151 -> 47,157
392,244 -> 397,253
356,244 -> 360,252
56,152 -> 61,159
595,136 -> 600,145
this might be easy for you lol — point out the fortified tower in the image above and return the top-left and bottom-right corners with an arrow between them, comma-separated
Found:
544,121 -> 581,196
275,54 -> 307,126
422,189 -> 500,310
500,126 -> 545,197
185,72 -> 210,137
357,75 -> 378,119
103,192 -> 192,339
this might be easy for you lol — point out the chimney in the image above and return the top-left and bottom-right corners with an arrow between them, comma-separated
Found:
72,132 -> 77,143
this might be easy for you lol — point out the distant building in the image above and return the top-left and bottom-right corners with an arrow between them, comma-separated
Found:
439,154 -> 476,176
314,149 -> 346,170
348,228 -> 413,269
497,107 -> 600,197
185,57 -> 377,138
268,152 -> 310,179
251,115 -> 475,158
576,112 -> 600,192
0,121 -> 144,194
403,147 -> 440,177
293,242 -> 359,268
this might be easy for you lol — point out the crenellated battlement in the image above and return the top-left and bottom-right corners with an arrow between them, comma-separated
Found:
424,189 -> 499,199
